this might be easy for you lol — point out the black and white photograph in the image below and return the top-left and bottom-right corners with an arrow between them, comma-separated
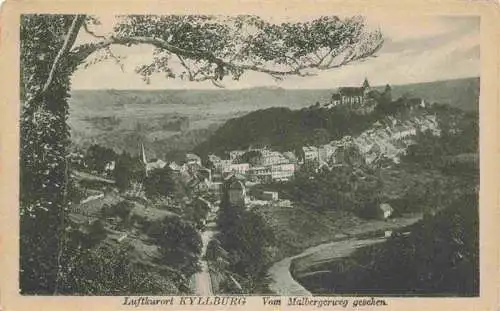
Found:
15,9 -> 483,300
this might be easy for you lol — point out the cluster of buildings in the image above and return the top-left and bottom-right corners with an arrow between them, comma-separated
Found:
302,114 -> 441,168
138,107 -> 441,199
207,148 -> 298,185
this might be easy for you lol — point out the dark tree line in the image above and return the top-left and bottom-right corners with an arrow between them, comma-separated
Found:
296,193 -> 479,296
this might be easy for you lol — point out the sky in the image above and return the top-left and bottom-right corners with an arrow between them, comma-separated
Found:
70,15 -> 480,90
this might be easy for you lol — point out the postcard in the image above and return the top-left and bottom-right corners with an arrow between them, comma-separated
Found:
0,0 -> 498,310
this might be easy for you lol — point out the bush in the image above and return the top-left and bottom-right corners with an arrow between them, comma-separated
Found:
58,243 -> 179,295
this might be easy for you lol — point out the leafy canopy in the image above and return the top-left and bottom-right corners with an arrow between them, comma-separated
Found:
77,15 -> 383,86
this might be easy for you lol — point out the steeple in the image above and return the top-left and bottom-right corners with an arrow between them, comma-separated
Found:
141,143 -> 147,164
141,143 -> 149,177
362,77 -> 370,89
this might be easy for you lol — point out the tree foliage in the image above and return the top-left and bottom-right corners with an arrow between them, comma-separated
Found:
146,216 -> 202,278
194,105 -> 380,156
214,188 -> 275,293
289,162 -> 383,217
143,167 -> 179,198
108,15 -> 383,85
85,144 -> 117,173
20,14 -> 79,294
114,152 -> 144,191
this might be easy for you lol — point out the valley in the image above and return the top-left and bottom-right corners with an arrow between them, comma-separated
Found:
65,77 -> 479,296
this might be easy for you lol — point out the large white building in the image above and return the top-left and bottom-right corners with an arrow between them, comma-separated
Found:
270,163 -> 295,181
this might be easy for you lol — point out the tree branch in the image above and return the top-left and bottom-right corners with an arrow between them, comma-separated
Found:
43,15 -> 86,93
71,35 -> 309,76
176,54 -> 194,80
25,15 -> 86,107
70,29 -> 382,81
82,20 -> 106,39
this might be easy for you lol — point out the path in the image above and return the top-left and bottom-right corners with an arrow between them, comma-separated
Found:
194,229 -> 215,295
193,197 -> 217,295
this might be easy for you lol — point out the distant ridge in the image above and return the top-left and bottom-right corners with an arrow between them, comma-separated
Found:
374,77 -> 479,111
70,77 -> 479,112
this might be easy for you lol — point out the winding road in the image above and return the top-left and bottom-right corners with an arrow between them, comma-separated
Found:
268,237 -> 386,295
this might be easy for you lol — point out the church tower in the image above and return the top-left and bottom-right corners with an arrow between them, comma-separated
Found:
141,143 -> 148,177
362,77 -> 370,89
362,77 -> 371,98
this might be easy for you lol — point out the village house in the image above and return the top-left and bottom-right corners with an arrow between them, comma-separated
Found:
224,174 -> 247,207
258,191 -> 279,201
168,161 -> 181,171
213,159 -> 232,174
283,151 -> 298,164
302,146 -> 319,162
228,163 -> 250,175
185,153 -> 202,166
104,160 -> 115,175
146,159 -> 167,171
378,203 -> 394,220
229,150 -> 246,160
318,144 -> 337,163
248,166 -> 272,183
259,149 -> 289,166
208,154 -> 222,165
239,148 -> 290,167
209,181 -> 223,194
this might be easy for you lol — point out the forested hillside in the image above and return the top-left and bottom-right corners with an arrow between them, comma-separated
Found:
194,95 -> 477,159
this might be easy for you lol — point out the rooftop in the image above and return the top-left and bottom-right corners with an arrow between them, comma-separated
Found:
338,87 -> 364,96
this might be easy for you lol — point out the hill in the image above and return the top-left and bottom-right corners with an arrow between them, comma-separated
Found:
68,77 -> 479,157
376,77 -> 479,112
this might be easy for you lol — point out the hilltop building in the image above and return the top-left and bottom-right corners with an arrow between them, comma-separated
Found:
326,78 -> 377,114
